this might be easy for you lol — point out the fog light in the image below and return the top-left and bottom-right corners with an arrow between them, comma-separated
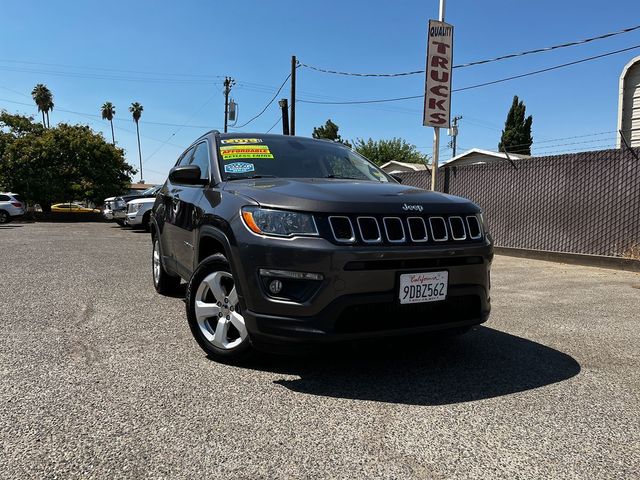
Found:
269,279 -> 283,294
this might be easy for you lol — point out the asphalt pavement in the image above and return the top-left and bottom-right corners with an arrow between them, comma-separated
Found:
1,222 -> 638,479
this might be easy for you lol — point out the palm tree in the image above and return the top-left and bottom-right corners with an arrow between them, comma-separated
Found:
129,102 -> 144,182
101,101 -> 116,145
31,84 -> 54,128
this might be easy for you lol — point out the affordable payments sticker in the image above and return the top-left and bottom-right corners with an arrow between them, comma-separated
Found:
220,145 -> 274,160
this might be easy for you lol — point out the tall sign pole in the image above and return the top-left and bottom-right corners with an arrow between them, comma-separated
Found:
423,0 -> 453,191
290,55 -> 297,136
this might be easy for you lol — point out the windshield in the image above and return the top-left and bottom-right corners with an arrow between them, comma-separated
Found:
217,136 -> 391,182
141,185 -> 159,195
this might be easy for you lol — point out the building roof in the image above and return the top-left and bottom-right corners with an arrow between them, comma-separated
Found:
442,148 -> 530,167
129,182 -> 151,190
380,160 -> 429,172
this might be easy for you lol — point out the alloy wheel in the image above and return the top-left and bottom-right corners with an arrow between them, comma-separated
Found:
194,271 -> 247,350
152,239 -> 161,286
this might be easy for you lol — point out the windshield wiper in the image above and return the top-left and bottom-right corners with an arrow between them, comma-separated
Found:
226,175 -> 278,181
325,174 -> 363,180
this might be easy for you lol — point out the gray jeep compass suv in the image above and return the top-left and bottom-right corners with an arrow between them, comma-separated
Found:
151,131 -> 492,361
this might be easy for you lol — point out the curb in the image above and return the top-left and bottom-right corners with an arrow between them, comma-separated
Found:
494,247 -> 640,273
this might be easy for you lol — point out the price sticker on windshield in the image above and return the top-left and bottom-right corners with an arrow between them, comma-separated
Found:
220,145 -> 274,160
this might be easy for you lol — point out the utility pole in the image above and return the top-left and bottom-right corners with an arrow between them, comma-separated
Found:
290,55 -> 297,135
223,77 -> 235,133
448,115 -> 462,157
430,0 -> 446,191
278,99 -> 290,135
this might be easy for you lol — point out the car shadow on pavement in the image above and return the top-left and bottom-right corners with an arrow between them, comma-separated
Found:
243,326 -> 581,405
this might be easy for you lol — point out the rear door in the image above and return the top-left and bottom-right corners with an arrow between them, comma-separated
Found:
172,141 -> 211,277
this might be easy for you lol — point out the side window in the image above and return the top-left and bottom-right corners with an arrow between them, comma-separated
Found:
189,142 -> 210,181
177,147 -> 195,167
0,195 -> 9,201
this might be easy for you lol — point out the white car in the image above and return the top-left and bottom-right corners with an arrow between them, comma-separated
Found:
0,192 -> 26,224
102,197 -> 116,220
126,185 -> 161,230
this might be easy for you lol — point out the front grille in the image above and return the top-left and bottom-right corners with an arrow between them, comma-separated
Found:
328,216 -> 355,243
429,217 -> 448,241
466,215 -> 482,239
449,216 -> 467,240
326,214 -> 483,246
335,295 -> 481,333
357,217 -> 381,243
383,217 -> 405,242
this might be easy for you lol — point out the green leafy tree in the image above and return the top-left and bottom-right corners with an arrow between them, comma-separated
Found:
353,137 -> 429,167
0,113 -> 135,212
129,102 -> 144,182
101,101 -> 116,145
312,119 -> 351,147
31,84 -> 54,128
498,95 -> 533,155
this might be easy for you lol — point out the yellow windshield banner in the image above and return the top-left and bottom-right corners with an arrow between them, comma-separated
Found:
220,138 -> 263,144
220,145 -> 274,160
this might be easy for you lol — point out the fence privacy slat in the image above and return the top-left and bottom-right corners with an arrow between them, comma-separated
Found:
399,148 -> 640,258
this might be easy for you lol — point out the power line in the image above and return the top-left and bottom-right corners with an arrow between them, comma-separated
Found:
297,44 -> 640,105
143,93 -> 218,164
298,24 -> 640,77
0,96 -> 185,149
232,71 -> 292,129
455,44 -> 640,92
265,115 -> 282,134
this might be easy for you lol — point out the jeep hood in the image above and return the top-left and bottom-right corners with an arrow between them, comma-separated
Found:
223,178 -> 479,215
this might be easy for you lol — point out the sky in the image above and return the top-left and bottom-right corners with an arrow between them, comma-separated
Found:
1,0 -> 638,184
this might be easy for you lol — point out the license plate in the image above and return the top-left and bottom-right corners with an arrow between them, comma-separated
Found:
399,271 -> 448,304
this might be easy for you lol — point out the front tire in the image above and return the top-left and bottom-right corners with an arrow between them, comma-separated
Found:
152,237 -> 181,295
186,253 -> 253,362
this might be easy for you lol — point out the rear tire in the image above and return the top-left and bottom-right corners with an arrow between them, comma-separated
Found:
116,219 -> 125,227
152,237 -> 181,295
186,253 -> 253,362
0,211 -> 10,224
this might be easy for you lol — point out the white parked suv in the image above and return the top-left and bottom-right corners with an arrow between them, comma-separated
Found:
0,192 -> 26,223
126,185 -> 161,230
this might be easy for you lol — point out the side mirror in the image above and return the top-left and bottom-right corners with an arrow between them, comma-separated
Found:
391,174 -> 403,183
168,165 -> 207,185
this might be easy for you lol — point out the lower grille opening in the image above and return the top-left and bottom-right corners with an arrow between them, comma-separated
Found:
335,295 -> 481,333
343,256 -> 484,271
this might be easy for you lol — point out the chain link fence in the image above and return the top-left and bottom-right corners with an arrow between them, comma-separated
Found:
398,148 -> 640,258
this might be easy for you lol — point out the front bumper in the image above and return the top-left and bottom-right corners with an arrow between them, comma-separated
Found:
230,233 -> 492,345
126,211 -> 144,225
112,209 -> 126,220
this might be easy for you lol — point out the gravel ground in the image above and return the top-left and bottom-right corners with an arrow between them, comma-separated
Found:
1,222 -> 639,479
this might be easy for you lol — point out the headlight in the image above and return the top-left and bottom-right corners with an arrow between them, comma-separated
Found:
129,203 -> 142,213
241,207 -> 318,237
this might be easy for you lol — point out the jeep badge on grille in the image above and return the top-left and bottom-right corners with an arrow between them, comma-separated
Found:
402,204 -> 423,212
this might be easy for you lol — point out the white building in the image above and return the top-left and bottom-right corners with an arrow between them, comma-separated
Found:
441,148 -> 529,168
617,55 -> 640,148
380,161 -> 429,175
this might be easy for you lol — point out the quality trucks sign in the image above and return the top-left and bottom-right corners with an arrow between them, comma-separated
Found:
423,20 -> 454,128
